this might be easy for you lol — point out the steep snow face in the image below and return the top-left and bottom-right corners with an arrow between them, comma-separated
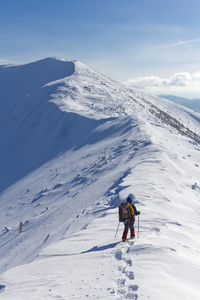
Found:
0,58 -> 200,299
0,57 -> 75,113
0,58 -> 99,192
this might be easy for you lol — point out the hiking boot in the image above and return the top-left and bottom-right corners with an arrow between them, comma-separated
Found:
122,231 -> 128,241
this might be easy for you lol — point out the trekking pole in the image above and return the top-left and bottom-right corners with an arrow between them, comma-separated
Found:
137,214 -> 140,238
114,222 -> 120,239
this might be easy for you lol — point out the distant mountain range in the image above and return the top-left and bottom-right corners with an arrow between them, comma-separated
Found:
160,94 -> 200,113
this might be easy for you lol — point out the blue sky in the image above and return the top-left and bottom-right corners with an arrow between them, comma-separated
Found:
1,0 -> 200,98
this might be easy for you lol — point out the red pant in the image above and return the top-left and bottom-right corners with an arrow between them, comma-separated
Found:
122,222 -> 135,239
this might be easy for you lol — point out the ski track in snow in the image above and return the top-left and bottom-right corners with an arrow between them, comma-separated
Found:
0,58 -> 200,299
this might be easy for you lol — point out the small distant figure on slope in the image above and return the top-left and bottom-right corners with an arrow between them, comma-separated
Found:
119,194 -> 140,242
19,221 -> 23,234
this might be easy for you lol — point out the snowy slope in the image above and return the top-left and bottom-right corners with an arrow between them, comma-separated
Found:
0,58 -> 200,299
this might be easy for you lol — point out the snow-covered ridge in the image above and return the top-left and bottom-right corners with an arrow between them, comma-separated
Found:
0,58 -> 200,299
0,58 -> 75,110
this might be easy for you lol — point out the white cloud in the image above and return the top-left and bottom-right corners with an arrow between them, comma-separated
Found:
168,72 -> 192,86
193,71 -> 200,79
0,59 -> 10,65
124,71 -> 200,98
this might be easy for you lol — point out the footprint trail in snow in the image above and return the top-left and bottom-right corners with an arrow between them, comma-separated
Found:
114,241 -> 139,299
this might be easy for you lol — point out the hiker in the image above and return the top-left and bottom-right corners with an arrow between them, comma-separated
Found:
119,194 -> 140,242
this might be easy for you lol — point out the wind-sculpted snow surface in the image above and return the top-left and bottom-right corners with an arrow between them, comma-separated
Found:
0,58 -> 200,299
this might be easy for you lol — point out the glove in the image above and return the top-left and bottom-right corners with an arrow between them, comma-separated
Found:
137,211 -> 140,215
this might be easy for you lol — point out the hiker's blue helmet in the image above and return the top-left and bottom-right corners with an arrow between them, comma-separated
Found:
126,194 -> 134,204
127,197 -> 132,204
